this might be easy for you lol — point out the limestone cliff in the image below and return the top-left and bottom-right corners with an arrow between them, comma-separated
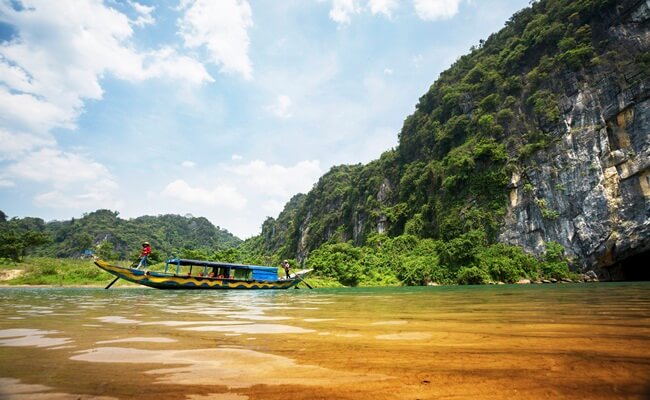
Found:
499,0 -> 649,279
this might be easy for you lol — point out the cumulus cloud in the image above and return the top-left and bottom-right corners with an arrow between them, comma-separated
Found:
413,0 -> 462,20
369,0 -> 399,17
6,148 -> 115,187
0,0 -> 212,138
128,1 -> 155,27
226,159 -> 322,198
161,179 -> 248,210
0,0 -> 217,212
5,148 -> 121,209
178,0 -> 254,79
326,0 -> 462,23
329,0 -> 361,24
0,129 -> 56,160
265,94 -> 293,119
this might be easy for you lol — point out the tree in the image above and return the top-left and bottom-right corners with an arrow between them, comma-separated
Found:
0,226 -> 51,261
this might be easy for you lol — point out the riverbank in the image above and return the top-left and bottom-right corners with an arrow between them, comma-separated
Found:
0,257 -> 599,288
0,257 -> 344,288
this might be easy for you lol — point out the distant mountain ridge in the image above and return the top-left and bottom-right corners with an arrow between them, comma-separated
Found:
1,209 -> 241,260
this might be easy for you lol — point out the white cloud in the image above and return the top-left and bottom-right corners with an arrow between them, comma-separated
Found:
0,86 -> 75,135
34,183 -> 121,210
369,0 -> 399,17
383,68 -> 393,75
0,178 -> 15,188
265,94 -> 293,119
142,47 -> 214,85
161,179 -> 248,210
5,148 -> 121,210
178,0 -> 254,80
226,159 -> 322,198
262,199 -> 286,214
129,1 -> 155,27
231,154 -> 243,161
0,0 -> 213,139
0,128 -> 56,160
6,148 -> 115,187
327,0 -> 461,24
329,0 -> 361,24
181,160 -> 196,168
413,0 -> 462,20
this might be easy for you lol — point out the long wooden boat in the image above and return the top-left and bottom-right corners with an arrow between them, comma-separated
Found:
94,258 -> 312,290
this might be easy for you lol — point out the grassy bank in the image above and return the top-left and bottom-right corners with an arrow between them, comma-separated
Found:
0,257 -> 132,286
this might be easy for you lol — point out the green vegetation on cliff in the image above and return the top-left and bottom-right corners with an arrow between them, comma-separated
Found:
305,233 -> 572,286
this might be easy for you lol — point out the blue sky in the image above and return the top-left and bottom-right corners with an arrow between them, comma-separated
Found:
0,0 -> 529,239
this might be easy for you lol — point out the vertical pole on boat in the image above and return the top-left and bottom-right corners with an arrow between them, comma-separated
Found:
105,277 -> 120,289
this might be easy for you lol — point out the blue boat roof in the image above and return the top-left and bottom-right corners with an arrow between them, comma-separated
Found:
166,258 -> 277,272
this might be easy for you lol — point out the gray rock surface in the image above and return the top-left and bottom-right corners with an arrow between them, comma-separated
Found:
499,1 -> 650,279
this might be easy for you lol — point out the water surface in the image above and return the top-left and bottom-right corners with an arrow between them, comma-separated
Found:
0,283 -> 649,399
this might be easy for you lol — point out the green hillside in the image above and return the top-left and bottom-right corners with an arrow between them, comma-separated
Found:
0,209 -> 241,262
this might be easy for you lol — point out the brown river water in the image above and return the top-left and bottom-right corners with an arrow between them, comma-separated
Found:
0,283 -> 648,400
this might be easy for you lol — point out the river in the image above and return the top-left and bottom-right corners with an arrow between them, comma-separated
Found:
0,283 -> 648,399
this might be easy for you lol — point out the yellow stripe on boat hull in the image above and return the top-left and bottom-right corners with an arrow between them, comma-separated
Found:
94,259 -> 301,290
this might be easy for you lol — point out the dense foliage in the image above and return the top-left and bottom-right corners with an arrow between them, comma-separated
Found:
0,211 -> 51,262
0,209 -> 240,262
306,233 -> 571,286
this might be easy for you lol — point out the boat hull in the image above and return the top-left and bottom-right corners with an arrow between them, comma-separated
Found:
94,259 -> 308,290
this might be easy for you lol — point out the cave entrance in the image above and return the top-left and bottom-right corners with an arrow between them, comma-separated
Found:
605,250 -> 650,281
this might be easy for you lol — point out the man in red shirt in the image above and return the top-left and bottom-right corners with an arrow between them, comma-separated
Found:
137,241 -> 152,270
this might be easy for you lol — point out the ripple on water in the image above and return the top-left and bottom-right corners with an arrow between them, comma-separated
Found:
140,320 -> 251,327
0,328 -> 72,348
226,314 -> 292,321
186,394 -> 249,400
0,377 -> 117,400
70,346 -> 387,389
375,332 -> 432,340
94,316 -> 141,324
180,324 -> 315,334
370,320 -> 408,326
96,337 -> 178,344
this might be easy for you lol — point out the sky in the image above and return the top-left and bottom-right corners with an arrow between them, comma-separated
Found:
0,0 -> 530,239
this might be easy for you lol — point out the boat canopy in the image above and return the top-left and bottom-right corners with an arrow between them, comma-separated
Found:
166,258 -> 277,271
164,258 -> 279,281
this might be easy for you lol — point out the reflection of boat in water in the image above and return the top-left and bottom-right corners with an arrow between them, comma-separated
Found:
94,258 -> 312,290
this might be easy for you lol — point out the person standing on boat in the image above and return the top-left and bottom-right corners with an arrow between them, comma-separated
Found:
281,259 -> 291,279
137,241 -> 152,270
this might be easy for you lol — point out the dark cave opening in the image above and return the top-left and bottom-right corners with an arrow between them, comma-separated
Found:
605,251 -> 650,281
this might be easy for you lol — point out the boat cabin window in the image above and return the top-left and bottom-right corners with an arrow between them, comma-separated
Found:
233,269 -> 252,280
210,267 -> 230,278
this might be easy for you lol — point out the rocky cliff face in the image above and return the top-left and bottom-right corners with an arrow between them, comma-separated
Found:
499,0 -> 650,279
